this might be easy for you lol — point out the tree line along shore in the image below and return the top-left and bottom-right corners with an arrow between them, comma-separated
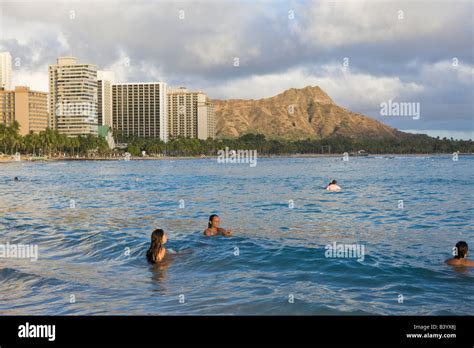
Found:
1,121 -> 473,159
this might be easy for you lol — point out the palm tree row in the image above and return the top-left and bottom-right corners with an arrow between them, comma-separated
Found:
0,121 -> 109,157
2,121 -> 472,158
122,133 -> 474,156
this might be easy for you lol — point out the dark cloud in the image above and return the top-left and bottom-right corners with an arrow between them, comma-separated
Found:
0,0 -> 472,138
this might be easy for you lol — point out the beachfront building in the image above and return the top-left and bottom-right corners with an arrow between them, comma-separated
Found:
0,88 -> 15,128
48,57 -> 98,136
112,82 -> 168,142
0,86 -> 48,136
198,98 -> 215,140
97,71 -> 114,127
167,87 -> 215,140
0,52 -> 12,90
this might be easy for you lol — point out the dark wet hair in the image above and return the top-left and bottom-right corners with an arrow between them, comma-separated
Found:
331,180 -> 337,184
208,214 -> 219,228
454,241 -> 468,259
14,177 -> 19,181
146,229 -> 166,263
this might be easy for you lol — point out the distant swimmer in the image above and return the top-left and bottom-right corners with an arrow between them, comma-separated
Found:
14,176 -> 20,181
146,229 -> 168,263
204,214 -> 232,237
445,241 -> 474,267
326,180 -> 341,192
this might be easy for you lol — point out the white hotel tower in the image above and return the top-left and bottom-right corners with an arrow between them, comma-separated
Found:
112,82 -> 168,142
0,52 -> 12,90
97,71 -> 114,127
48,57 -> 98,136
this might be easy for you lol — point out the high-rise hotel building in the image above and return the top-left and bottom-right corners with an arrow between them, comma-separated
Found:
48,57 -> 98,136
112,82 -> 168,142
167,87 -> 215,140
97,71 -> 114,127
0,86 -> 48,136
0,52 -> 12,90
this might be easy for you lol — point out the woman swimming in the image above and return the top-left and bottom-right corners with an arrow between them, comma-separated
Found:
326,180 -> 341,192
204,214 -> 232,237
146,229 -> 168,263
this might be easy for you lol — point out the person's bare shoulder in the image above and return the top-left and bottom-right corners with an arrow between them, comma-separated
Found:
445,258 -> 457,266
445,258 -> 474,267
204,228 -> 217,236
463,259 -> 474,267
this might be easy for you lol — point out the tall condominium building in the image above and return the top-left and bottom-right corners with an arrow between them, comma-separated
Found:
112,82 -> 168,142
48,57 -> 98,136
198,98 -> 215,140
167,87 -> 215,140
0,52 -> 12,90
97,71 -> 114,127
0,87 -> 15,128
0,86 -> 48,136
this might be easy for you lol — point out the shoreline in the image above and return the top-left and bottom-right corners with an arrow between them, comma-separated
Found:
0,152 -> 472,163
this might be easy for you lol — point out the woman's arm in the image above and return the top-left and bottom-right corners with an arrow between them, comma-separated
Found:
218,228 -> 232,236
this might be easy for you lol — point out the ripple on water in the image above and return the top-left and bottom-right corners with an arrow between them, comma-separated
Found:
0,157 -> 473,314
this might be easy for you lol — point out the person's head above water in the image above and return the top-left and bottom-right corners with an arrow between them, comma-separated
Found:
208,214 -> 220,229
330,180 -> 337,185
14,177 -> 19,181
146,229 -> 167,263
454,241 -> 468,259
204,214 -> 232,237
445,240 -> 474,267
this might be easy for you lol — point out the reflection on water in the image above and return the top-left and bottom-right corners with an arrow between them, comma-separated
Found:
150,261 -> 171,283
0,156 -> 473,315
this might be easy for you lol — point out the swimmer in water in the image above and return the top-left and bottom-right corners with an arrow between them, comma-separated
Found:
204,214 -> 232,237
14,177 -> 19,181
445,241 -> 474,267
326,180 -> 341,192
146,229 -> 168,263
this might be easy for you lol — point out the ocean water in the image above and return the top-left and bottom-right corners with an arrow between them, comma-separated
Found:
0,156 -> 473,315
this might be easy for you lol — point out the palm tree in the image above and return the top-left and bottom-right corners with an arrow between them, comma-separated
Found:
0,124 -> 7,154
4,121 -> 21,154
23,131 -> 33,154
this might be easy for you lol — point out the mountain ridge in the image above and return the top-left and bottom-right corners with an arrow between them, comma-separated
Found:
212,85 -> 411,140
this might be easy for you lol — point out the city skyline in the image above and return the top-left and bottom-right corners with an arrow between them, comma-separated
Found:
0,0 -> 473,140
1,52 -> 216,142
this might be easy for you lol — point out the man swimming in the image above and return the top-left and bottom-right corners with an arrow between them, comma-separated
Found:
326,180 -> 341,192
204,214 -> 232,237
445,241 -> 474,267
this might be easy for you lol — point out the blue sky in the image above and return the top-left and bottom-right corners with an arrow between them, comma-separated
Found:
0,0 -> 472,139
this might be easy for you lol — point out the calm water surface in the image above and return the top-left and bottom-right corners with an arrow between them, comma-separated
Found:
0,156 -> 473,315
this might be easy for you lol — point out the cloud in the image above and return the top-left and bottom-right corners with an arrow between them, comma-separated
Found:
0,0 -> 472,138
206,64 -> 424,107
402,129 -> 474,141
293,0 -> 465,48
